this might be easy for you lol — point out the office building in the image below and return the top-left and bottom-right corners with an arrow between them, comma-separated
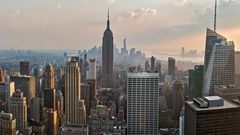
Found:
127,72 -> 159,135
81,83 -> 90,120
87,59 -> 96,80
0,69 -> 4,82
188,65 -> 204,98
172,80 -> 183,121
101,10 -> 114,88
43,63 -> 55,89
10,90 -> 28,133
56,89 -> 64,127
0,112 -> 16,135
65,58 -> 86,125
30,98 -> 43,122
46,109 -> 57,135
10,75 -> 36,107
0,82 -> 14,112
44,88 -> 56,110
150,56 -> 156,72
185,96 -> 240,135
168,57 -> 175,80
214,84 -> 240,100
20,61 -> 30,76
235,51 -> 240,75
203,28 -> 235,96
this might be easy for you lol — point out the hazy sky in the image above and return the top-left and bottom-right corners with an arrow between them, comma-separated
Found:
0,0 -> 239,53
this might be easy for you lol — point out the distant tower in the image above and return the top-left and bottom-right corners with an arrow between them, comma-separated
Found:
145,61 -> 150,72
168,57 -> 176,80
65,58 -> 86,125
10,90 -> 27,133
181,47 -> 185,57
150,56 -> 156,72
20,61 -> 30,76
87,59 -> 97,109
101,9 -> 114,88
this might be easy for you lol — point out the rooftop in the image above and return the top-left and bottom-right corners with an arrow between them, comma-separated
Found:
187,100 -> 240,111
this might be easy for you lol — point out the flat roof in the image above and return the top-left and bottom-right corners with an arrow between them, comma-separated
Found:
186,100 -> 240,111
204,96 -> 223,101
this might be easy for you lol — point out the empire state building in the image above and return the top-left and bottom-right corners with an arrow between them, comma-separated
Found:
101,10 -> 114,88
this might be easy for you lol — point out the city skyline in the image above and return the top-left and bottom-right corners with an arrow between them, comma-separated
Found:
0,0 -> 239,53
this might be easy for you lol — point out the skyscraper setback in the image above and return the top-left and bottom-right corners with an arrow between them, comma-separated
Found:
101,10 -> 114,88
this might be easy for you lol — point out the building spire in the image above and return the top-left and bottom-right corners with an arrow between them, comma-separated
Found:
107,8 -> 110,30
214,0 -> 217,32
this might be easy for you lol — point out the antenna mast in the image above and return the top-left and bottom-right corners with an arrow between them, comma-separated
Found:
214,0 -> 217,32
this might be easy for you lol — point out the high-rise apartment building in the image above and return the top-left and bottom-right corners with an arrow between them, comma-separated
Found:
65,58 -> 86,125
168,57 -> 175,80
101,10 -> 114,88
20,61 -> 30,76
185,96 -> 240,135
188,65 -> 204,98
10,90 -> 28,133
0,112 -> 16,135
0,82 -> 14,112
203,29 -> 235,96
10,75 -> 36,107
127,72 -> 159,135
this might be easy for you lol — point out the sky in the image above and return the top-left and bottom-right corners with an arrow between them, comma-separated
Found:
0,0 -> 240,54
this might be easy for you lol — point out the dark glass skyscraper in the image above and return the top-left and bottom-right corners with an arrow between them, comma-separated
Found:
101,10 -> 114,88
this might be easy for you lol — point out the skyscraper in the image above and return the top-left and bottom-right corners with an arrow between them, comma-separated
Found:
87,59 -> 97,109
10,75 -> 36,107
43,63 -> 55,89
0,82 -> 15,112
101,10 -> 114,88
46,109 -> 57,135
150,56 -> 156,72
168,57 -> 175,80
185,96 -> 240,135
65,58 -> 86,125
0,112 -> 16,135
188,65 -> 204,98
43,63 -> 56,110
127,71 -> 159,135
10,90 -> 28,133
20,61 -> 30,76
203,29 -> 235,96
44,88 -> 56,110
172,80 -> 184,121
0,69 -> 4,82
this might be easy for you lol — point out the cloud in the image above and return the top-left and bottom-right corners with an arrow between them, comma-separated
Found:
175,0 -> 193,6
57,4 -> 63,10
117,8 -> 157,21
107,0 -> 116,4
